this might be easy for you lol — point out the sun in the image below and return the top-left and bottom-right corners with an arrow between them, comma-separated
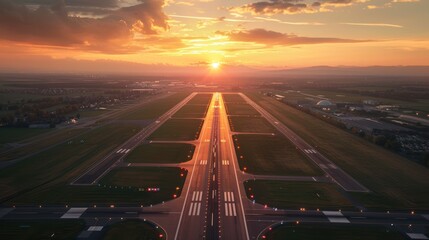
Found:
211,62 -> 221,70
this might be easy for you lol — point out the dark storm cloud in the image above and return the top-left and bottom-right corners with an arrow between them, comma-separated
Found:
0,0 -> 169,52
217,28 -> 368,46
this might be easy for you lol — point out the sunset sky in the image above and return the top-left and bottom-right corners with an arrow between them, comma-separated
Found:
0,0 -> 428,73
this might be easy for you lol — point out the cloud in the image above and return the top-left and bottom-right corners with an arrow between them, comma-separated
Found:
169,14 -> 257,22
254,16 -> 325,25
341,22 -> 403,28
392,0 -> 419,2
229,0 -> 369,15
229,0 -> 313,15
12,0 -> 120,8
0,0 -> 169,52
216,28 -> 369,46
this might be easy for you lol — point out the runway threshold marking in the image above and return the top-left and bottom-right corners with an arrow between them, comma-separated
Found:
88,226 -> 103,231
189,191 -> 203,216
61,208 -> 87,219
323,211 -> 349,223
200,160 -> 207,165
224,192 -> 237,217
222,160 -> 230,165
116,148 -> 130,154
406,233 -> 429,239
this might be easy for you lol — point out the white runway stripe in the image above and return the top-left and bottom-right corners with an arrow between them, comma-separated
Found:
231,203 -> 237,216
329,164 -> 338,169
230,192 -> 234,202
225,203 -> 229,216
116,149 -> 123,153
196,203 -> 201,215
319,164 -> 328,169
125,149 -> 130,153
188,203 -> 194,216
192,202 -> 198,216
406,233 -> 429,239
198,191 -> 202,201
323,211 -> 344,216
61,208 -> 87,219
189,191 -> 203,216
228,203 -> 232,216
328,217 -> 350,223
88,226 -> 103,231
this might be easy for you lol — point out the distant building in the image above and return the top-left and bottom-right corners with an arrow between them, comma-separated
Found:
339,117 -> 408,134
399,115 -> 429,127
363,99 -> 379,105
315,100 -> 335,111
376,105 -> 399,111
274,94 -> 285,101
316,100 -> 334,107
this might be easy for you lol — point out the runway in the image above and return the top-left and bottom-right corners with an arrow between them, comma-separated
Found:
71,93 -> 198,185
2,92 -> 428,240
239,93 -> 368,193
174,93 -> 248,240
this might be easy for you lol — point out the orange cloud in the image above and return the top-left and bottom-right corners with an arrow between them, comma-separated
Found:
229,0 -> 369,15
217,28 -> 369,46
0,0 -> 169,52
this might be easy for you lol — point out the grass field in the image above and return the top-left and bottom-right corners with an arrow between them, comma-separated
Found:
148,119 -> 203,141
233,134 -> 322,176
245,180 -> 354,210
10,167 -> 187,205
0,128 -> 52,145
225,103 -> 260,116
188,93 -> 213,104
228,116 -> 276,133
125,143 -> 195,163
261,223 -> 405,240
222,94 -> 246,103
0,220 -> 85,240
173,104 -> 209,118
102,220 -> 166,240
0,123 -> 141,203
119,92 -> 189,120
0,128 -> 85,162
246,92 -> 429,210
